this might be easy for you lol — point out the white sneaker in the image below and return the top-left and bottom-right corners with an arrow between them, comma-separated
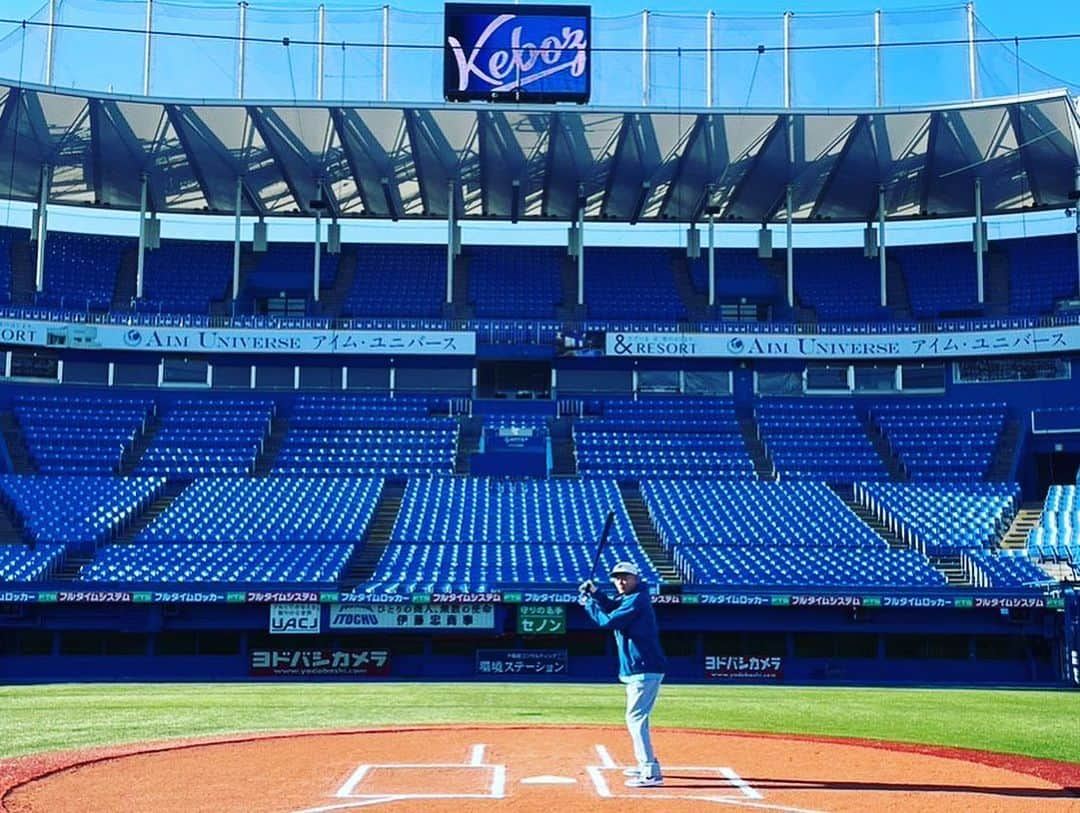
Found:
622,767 -> 641,777
625,775 -> 663,788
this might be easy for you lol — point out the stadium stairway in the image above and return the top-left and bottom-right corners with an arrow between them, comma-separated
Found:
252,416 -> 290,476
111,246 -> 138,310
0,497 -> 30,545
885,259 -> 912,319
340,482 -> 403,592
454,416 -> 484,475
672,256 -> 710,321
618,483 -> 682,588
0,412 -> 37,474
317,246 -> 357,319
983,250 -> 1011,316
117,414 -> 163,477
987,415 -> 1022,481
548,416 -> 577,476
451,253 -> 472,319
831,485 -> 909,551
736,411 -> 776,482
998,502 -> 1044,550
105,480 -> 187,548
928,554 -> 975,587
557,257 -> 584,320
864,416 -> 907,481
10,238 -> 35,305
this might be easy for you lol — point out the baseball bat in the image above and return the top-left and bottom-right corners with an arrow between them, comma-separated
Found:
586,511 -> 617,584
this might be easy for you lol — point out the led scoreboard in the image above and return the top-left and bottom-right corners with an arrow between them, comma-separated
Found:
444,3 -> 591,103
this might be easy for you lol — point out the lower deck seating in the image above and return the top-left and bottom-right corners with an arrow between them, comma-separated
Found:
674,546 -> 945,588
138,477 -> 383,543
78,543 -> 352,585
855,481 -> 1018,555
1026,485 -> 1079,562
0,543 -> 65,582
364,542 -> 657,594
642,480 -> 884,549
965,550 -> 1052,588
391,477 -> 635,544
0,475 -> 165,554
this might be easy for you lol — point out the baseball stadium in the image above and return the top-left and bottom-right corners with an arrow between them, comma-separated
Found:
0,0 -> 1078,810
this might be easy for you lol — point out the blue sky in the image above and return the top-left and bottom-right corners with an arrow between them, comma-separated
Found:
0,1 -> 1075,245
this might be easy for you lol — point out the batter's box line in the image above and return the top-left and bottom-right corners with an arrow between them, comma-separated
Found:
589,744 -> 828,813
293,744 -> 506,813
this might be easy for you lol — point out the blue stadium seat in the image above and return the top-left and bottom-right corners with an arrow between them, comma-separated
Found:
0,475 -> 165,555
755,399 -> 887,483
574,397 -> 754,480
855,480 -> 1018,555
273,394 -> 456,476
136,399 -> 274,480
870,401 -> 1007,481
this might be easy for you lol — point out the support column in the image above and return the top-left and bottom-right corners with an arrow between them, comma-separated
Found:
974,177 -> 984,303
233,177 -> 242,299
878,186 -> 887,307
34,165 -> 50,292
136,173 -> 148,299
782,11 -> 793,108
641,10 -> 650,107
785,184 -> 794,308
237,1 -> 248,100
873,9 -> 883,106
446,180 -> 455,305
707,209 -> 716,307
577,202 -> 585,306
966,1 -> 977,100
45,0 -> 57,85
143,0 -> 153,96
705,11 -> 714,107
313,208 -> 322,301
382,4 -> 390,102
1074,167 -> 1080,296
316,4 -> 326,101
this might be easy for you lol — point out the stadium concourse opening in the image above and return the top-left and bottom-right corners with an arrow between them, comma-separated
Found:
3,726 -> 1079,813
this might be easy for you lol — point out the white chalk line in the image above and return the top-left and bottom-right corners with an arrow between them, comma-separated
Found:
720,768 -> 764,800
594,744 -> 617,769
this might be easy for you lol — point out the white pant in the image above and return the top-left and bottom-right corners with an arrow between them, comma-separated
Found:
624,673 -> 663,779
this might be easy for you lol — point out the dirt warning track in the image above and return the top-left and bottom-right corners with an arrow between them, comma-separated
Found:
2,725 -> 1078,812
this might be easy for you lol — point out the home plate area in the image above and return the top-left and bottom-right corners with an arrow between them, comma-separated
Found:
4,725 -> 1077,813
296,741 -> 762,812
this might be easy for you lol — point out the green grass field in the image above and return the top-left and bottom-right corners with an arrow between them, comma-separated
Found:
1,683 -> 1077,764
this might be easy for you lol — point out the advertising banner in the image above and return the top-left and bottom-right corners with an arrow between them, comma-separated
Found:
605,324 -> 1078,360
476,649 -> 568,677
517,604 -> 566,635
269,603 -> 321,634
249,649 -> 390,677
0,318 -> 475,357
328,602 -> 496,630
444,3 -> 590,102
705,655 -> 783,681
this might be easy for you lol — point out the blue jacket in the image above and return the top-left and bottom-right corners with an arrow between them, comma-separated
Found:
583,586 -> 667,678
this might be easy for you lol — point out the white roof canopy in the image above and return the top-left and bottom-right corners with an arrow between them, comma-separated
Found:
0,81 -> 1077,224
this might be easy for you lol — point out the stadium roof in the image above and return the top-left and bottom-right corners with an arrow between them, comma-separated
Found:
0,81 -> 1077,225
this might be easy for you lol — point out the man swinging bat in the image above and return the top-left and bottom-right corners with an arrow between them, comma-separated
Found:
580,558 -> 668,788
